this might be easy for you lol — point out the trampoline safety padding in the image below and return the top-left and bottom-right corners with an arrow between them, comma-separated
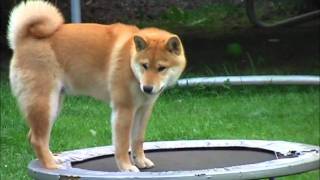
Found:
28,140 -> 320,180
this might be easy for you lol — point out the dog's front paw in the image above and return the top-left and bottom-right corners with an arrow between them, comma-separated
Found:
120,164 -> 140,172
133,156 -> 155,169
53,154 -> 63,164
42,161 -> 62,169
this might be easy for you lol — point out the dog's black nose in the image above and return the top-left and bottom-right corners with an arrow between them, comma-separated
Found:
143,86 -> 153,94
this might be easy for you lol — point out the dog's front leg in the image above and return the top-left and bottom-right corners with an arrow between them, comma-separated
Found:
131,103 -> 155,169
112,106 -> 139,172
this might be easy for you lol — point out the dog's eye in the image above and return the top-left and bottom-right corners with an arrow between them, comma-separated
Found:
141,63 -> 148,70
158,66 -> 166,72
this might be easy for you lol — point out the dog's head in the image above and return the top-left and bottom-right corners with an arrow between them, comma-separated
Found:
131,28 -> 186,95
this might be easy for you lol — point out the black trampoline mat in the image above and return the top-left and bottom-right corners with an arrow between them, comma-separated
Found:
72,147 -> 277,172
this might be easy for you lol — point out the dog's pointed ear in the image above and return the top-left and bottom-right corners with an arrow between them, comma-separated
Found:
133,35 -> 147,52
166,36 -> 181,55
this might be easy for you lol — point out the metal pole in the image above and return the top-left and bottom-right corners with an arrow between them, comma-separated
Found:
176,75 -> 320,87
71,0 -> 81,23
245,0 -> 320,28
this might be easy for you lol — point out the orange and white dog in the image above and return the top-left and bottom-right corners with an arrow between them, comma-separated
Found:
8,1 -> 186,172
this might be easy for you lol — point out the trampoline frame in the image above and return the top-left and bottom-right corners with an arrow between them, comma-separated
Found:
28,140 -> 319,180
176,75 -> 320,87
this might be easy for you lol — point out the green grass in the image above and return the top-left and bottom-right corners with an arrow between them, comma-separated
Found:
136,3 -> 250,35
1,73 -> 319,179
133,1 -> 307,35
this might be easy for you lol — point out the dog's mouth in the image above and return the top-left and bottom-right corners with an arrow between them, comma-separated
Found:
140,85 -> 165,95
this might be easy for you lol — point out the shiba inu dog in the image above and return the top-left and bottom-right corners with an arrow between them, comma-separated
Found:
7,0 -> 186,172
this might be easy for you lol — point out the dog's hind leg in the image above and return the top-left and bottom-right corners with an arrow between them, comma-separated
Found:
24,81 -> 63,169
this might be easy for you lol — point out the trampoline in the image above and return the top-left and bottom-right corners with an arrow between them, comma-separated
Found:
28,140 -> 319,179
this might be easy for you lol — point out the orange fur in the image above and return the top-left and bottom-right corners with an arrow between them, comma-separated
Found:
8,0 -> 186,172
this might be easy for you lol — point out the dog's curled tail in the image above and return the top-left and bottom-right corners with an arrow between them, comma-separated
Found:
7,0 -> 64,50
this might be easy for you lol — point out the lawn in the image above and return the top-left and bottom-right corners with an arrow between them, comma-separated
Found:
1,72 -> 319,179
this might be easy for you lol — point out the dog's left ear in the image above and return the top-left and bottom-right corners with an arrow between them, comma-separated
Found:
134,35 -> 147,52
166,36 -> 181,55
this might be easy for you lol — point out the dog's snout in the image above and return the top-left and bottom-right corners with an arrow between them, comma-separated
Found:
142,86 -> 153,94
